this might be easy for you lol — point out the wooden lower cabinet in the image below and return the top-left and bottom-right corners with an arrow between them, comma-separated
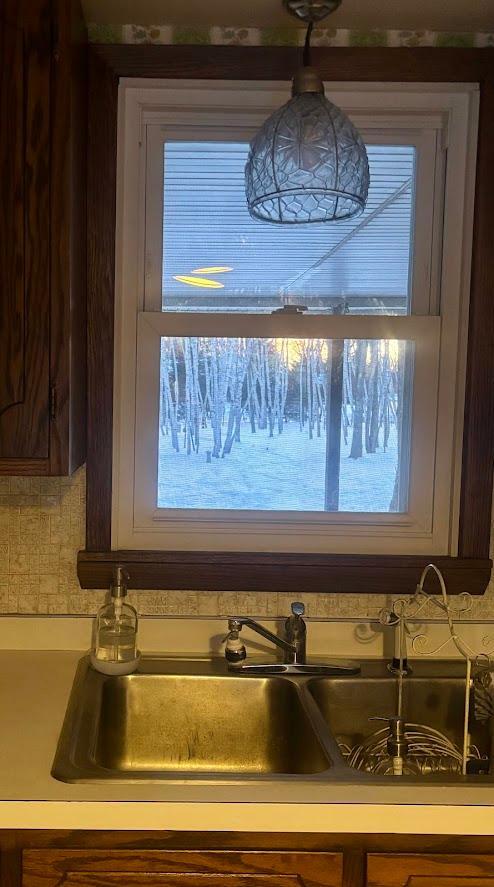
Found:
367,853 -> 494,886
2,833 -> 494,887
22,849 -> 343,887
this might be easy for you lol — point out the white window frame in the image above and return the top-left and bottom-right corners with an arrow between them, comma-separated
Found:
112,79 -> 479,555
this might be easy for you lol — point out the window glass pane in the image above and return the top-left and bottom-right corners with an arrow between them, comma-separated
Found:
157,336 -> 413,513
161,143 -> 415,315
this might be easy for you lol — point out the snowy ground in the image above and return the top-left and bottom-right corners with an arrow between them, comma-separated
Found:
157,421 -> 399,513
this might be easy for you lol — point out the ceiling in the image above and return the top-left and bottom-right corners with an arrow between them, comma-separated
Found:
81,0 -> 494,32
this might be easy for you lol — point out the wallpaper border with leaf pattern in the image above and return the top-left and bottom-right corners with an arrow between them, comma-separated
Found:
87,23 -> 494,48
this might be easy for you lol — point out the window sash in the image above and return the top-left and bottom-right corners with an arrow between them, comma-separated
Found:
121,312 -> 441,553
143,124 -> 439,317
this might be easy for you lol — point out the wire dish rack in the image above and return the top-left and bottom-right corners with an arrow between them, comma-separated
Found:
346,563 -> 494,777
339,724 -> 487,776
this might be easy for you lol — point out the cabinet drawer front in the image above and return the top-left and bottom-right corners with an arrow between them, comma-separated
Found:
367,853 -> 494,886
22,849 -> 342,887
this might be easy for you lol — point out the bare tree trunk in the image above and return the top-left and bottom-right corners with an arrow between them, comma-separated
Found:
160,341 -> 169,435
222,341 -> 249,456
221,349 -> 238,457
264,342 -> 274,438
299,347 -> 305,430
341,347 -> 351,446
307,347 -> 313,441
390,342 -> 412,512
279,341 -> 288,433
313,348 -> 321,438
349,340 -> 366,460
210,344 -> 222,457
255,341 -> 266,430
247,362 -> 257,433
381,341 -> 391,452
366,340 -> 380,454
325,339 -> 344,511
183,338 -> 200,454
162,353 -> 180,451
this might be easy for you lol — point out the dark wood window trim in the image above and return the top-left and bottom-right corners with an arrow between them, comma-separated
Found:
80,45 -> 494,594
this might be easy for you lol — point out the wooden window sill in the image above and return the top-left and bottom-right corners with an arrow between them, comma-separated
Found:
77,551 -> 491,595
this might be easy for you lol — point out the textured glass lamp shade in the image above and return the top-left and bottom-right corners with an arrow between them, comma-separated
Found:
245,91 -> 370,224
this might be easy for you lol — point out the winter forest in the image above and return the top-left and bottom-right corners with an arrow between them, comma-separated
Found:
158,336 -> 409,513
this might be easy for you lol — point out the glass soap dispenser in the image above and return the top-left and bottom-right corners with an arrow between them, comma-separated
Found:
90,566 -> 140,675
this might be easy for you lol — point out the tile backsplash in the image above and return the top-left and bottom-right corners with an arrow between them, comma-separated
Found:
0,466 -> 493,617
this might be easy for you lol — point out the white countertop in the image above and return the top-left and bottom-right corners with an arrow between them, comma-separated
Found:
2,643 -> 494,833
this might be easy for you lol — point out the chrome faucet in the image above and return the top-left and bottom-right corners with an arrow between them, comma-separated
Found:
226,601 -> 307,666
223,605 -> 360,675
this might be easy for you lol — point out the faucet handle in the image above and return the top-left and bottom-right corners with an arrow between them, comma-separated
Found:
291,601 -> 305,617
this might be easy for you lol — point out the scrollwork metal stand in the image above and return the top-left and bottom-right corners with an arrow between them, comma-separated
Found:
378,563 -> 494,774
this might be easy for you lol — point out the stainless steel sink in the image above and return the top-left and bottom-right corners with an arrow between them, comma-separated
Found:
307,662 -> 490,775
52,657 -> 332,782
52,657 -> 491,783
308,668 -> 468,750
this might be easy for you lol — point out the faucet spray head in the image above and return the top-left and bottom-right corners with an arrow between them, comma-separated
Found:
224,619 -> 247,663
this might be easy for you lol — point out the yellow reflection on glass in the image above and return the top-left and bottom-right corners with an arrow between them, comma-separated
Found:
191,266 -> 233,274
173,275 -> 225,289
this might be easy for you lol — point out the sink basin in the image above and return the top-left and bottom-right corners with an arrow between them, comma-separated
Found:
307,663 -> 490,775
52,657 -> 331,782
53,657 -> 491,784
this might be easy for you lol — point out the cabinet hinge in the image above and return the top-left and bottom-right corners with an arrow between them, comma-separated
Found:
50,385 -> 57,421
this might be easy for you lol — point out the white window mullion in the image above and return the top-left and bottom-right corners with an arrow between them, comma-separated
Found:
143,125 -> 166,311
123,313 -> 441,553
138,311 -> 436,340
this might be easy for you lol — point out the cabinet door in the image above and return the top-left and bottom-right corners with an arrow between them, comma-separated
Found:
367,853 -> 494,886
0,16 -> 25,431
22,849 -> 343,887
0,2 -> 51,464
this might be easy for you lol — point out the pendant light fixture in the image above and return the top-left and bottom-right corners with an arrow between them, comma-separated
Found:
245,0 -> 369,224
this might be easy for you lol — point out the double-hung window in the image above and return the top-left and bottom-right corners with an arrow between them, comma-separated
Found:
113,79 -> 478,555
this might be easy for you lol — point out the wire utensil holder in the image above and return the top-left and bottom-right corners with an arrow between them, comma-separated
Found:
388,564 -> 494,775
338,564 -> 492,776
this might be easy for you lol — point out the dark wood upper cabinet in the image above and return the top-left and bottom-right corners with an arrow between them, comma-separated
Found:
0,0 -> 87,476
0,16 -> 25,425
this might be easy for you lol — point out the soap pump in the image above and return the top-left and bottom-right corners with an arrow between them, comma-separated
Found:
369,716 -> 420,776
90,566 -> 140,675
